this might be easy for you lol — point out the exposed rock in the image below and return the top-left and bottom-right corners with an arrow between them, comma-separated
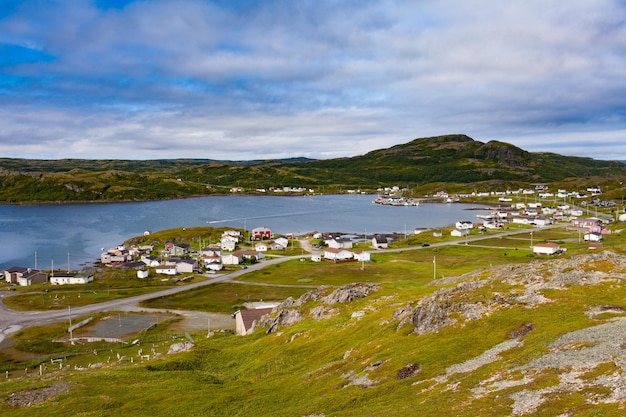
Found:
341,370 -> 378,389
6,382 -> 74,407
411,293 -> 457,335
409,251 -> 626,335
167,341 -> 195,354
264,309 -> 303,334
310,306 -> 339,321
321,283 -> 380,304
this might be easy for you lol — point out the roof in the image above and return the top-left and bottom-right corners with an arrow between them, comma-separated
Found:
5,266 -> 28,273
239,308 -> 273,332
23,269 -> 46,278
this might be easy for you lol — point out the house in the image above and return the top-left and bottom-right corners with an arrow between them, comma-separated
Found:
156,264 -> 178,275
371,235 -> 389,249
273,236 -> 289,249
100,247 -> 133,264
455,221 -> 474,229
50,272 -> 94,285
323,248 -> 354,262
137,269 -> 149,279
326,236 -> 354,249
222,230 -> 242,241
254,242 -> 268,252
200,245 -> 222,257
533,217 -> 552,227
584,232 -> 602,242
141,255 -> 160,267
201,254 -> 223,270
251,227 -> 271,240
571,218 -> 603,228
220,235 -> 238,251
234,307 -> 273,335
165,242 -> 191,256
17,269 -> 48,286
532,243 -> 562,255
221,252 -> 244,265
4,266 -> 28,284
236,250 -> 264,262
353,250 -> 371,262
451,229 -> 469,237
167,257 -> 198,273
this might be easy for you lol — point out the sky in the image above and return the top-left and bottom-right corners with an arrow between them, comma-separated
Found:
0,0 -> 625,161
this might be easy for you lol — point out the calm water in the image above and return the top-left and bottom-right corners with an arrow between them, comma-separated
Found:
0,194 -> 486,270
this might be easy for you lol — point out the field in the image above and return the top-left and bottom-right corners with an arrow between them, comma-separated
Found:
1,223 -> 626,416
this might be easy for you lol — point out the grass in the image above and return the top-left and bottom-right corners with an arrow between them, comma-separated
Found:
139,282 -> 312,313
2,225 -> 626,416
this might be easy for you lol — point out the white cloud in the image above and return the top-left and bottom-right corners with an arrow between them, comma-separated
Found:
0,0 -> 625,161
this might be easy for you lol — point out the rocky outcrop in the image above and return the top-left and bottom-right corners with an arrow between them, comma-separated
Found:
265,309 -> 303,334
167,341 -> 194,354
321,283 -> 380,304
260,283 -> 381,333
408,251 -> 626,336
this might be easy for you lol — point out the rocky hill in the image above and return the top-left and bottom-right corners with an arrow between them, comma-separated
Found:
1,134 -> 625,202
5,249 -> 624,416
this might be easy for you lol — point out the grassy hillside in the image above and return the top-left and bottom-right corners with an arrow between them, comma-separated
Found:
1,134 -> 625,203
1,227 -> 625,416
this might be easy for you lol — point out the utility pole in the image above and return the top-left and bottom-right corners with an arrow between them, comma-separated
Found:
433,256 -> 436,280
68,305 -> 73,344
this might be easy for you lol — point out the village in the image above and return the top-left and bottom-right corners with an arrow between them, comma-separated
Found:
4,184 -> 623,288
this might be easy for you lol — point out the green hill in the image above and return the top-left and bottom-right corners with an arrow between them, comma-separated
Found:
1,134 -> 624,202
2,247 -> 626,416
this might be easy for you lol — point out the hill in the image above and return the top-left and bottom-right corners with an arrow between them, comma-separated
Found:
1,134 -> 625,203
1,248 -> 625,416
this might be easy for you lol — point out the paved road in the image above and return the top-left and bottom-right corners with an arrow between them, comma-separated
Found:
0,226 -> 553,340
0,254 -> 309,343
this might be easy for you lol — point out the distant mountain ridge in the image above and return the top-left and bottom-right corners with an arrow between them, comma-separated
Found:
1,134 -> 624,203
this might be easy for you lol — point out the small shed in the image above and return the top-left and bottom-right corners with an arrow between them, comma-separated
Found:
533,242 -> 562,255
234,308 -> 273,335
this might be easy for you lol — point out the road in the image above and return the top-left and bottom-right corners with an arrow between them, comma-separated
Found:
0,226 -> 553,341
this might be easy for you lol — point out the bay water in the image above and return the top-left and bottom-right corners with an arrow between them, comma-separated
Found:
0,194 -> 486,270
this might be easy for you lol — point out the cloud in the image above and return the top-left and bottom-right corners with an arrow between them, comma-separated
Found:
0,0 -> 625,161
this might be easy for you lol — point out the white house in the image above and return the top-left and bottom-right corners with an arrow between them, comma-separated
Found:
254,242 -> 268,252
533,243 -> 562,255
326,237 -> 353,249
16,269 -> 48,286
371,235 -> 388,249
455,221 -> 474,229
137,269 -> 149,279
273,236 -> 289,249
451,229 -> 469,237
237,250 -> 264,262
220,235 -> 238,251
533,217 -> 552,227
584,232 -> 603,242
353,250 -> 371,262
141,255 -> 160,267
50,272 -> 94,285
221,252 -> 243,265
167,257 -> 198,273
323,248 -> 354,262
156,264 -> 178,275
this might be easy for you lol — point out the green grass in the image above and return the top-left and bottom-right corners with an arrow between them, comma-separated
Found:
139,282 -> 312,313
2,225 -> 626,415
